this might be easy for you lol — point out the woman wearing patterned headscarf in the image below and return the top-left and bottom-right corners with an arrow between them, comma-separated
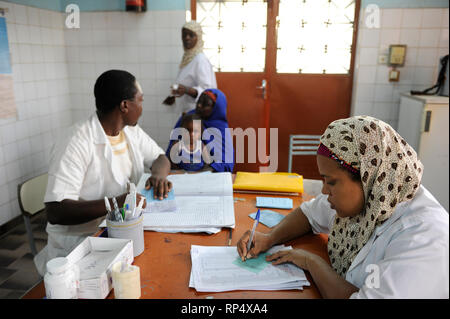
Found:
162,20 -> 217,114
237,116 -> 448,298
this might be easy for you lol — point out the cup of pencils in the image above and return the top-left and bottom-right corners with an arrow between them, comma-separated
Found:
105,184 -> 146,257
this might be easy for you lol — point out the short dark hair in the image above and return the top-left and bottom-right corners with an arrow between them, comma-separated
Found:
94,70 -> 137,113
180,113 -> 202,128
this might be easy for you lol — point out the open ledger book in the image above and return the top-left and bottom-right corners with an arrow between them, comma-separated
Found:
136,172 -> 235,233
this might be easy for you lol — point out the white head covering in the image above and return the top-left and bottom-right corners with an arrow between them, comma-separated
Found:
180,20 -> 204,68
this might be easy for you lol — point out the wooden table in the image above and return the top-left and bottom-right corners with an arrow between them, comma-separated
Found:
22,192 -> 329,299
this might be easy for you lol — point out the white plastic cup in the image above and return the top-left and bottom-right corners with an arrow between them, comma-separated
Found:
106,214 -> 144,257
44,257 -> 79,299
111,261 -> 141,299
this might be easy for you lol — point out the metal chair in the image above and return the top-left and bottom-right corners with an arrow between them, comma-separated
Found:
288,134 -> 321,173
17,173 -> 48,256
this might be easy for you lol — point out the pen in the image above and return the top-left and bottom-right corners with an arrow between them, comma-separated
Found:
104,196 -> 112,219
112,197 -> 122,222
227,228 -> 233,246
246,209 -> 260,258
134,197 -> 145,218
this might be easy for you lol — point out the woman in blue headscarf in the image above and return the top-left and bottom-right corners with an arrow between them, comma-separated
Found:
166,89 -> 234,172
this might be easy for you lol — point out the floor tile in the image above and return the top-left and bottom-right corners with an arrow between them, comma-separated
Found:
0,288 -> 26,299
0,267 -> 17,285
0,267 -> 42,291
0,236 -> 26,251
0,213 -> 47,299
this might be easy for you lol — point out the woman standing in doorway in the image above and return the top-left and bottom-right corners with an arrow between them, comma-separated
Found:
163,21 -> 217,115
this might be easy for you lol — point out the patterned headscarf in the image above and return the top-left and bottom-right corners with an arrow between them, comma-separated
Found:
319,116 -> 424,277
180,21 -> 204,68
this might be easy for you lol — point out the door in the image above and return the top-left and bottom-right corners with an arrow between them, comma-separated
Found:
193,0 -> 359,178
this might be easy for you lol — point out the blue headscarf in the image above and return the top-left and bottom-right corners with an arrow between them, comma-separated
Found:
166,89 -> 234,172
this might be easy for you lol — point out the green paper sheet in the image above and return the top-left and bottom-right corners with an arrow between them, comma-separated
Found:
232,252 -> 270,273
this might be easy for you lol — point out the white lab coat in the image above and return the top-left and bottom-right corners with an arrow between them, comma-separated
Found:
34,114 -> 165,276
175,52 -> 217,113
300,185 -> 449,299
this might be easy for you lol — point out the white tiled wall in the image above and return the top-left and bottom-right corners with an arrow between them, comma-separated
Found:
0,2 -> 71,226
1,3 -> 448,227
351,7 -> 449,129
66,10 -> 185,149
0,3 -> 187,226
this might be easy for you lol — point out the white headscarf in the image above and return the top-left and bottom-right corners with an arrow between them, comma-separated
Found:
180,20 -> 204,69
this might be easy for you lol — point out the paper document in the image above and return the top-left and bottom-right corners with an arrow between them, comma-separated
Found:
189,245 -> 310,292
256,197 -> 293,209
141,188 -> 177,213
249,210 -> 285,228
75,248 -> 124,280
136,172 -> 235,233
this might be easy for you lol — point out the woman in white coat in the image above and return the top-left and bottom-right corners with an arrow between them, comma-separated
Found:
163,20 -> 217,114
237,115 -> 449,299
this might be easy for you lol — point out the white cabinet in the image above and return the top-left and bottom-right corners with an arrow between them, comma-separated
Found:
397,93 -> 449,212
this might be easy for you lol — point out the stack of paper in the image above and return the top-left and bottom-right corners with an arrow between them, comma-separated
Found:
189,245 -> 310,292
136,172 -> 235,234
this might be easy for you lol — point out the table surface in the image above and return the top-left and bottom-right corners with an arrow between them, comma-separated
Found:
22,191 -> 329,299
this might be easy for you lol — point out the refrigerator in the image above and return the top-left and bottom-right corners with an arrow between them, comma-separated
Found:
397,93 -> 449,212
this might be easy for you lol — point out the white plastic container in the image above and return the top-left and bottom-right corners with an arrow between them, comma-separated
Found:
44,257 -> 79,299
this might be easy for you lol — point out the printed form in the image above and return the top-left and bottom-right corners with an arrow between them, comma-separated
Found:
189,245 -> 310,292
137,172 -> 235,233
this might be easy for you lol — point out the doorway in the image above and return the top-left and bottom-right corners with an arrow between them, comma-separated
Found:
193,0 -> 360,178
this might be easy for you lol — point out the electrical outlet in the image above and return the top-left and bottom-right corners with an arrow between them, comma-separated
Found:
378,55 -> 388,64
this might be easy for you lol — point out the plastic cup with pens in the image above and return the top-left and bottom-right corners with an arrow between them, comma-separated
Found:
105,183 -> 146,257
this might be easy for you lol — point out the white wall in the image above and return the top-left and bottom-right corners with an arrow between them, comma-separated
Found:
66,10 -> 185,148
351,7 -> 449,129
0,3 -> 188,226
0,1 -> 71,226
1,3 -> 448,227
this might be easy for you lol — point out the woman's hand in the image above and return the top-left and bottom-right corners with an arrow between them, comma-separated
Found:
266,248 -> 318,271
173,85 -> 198,98
173,84 -> 187,97
145,175 -> 173,200
237,231 -> 273,261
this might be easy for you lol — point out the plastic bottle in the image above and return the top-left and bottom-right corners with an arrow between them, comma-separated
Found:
44,257 -> 79,299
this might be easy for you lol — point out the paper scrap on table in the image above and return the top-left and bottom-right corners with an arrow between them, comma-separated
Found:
256,197 -> 293,209
232,252 -> 270,273
140,188 -> 176,213
249,210 -> 285,228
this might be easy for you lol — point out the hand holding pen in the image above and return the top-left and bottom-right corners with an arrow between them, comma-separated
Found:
246,209 -> 260,254
237,211 -> 273,261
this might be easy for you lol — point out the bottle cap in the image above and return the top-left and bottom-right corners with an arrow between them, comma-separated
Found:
46,257 -> 71,275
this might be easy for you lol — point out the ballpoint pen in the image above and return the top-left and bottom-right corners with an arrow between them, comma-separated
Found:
104,196 -> 112,219
112,197 -> 123,222
246,209 -> 260,259
227,228 -> 233,246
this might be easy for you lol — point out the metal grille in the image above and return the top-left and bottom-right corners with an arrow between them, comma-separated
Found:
197,0 -> 267,72
276,0 -> 356,74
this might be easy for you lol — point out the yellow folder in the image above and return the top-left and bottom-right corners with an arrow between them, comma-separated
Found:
233,172 -> 304,194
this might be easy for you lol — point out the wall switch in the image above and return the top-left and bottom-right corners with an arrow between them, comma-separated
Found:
378,55 -> 388,64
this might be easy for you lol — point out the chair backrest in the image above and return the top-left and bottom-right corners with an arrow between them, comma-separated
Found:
18,173 -> 48,216
288,135 -> 321,173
